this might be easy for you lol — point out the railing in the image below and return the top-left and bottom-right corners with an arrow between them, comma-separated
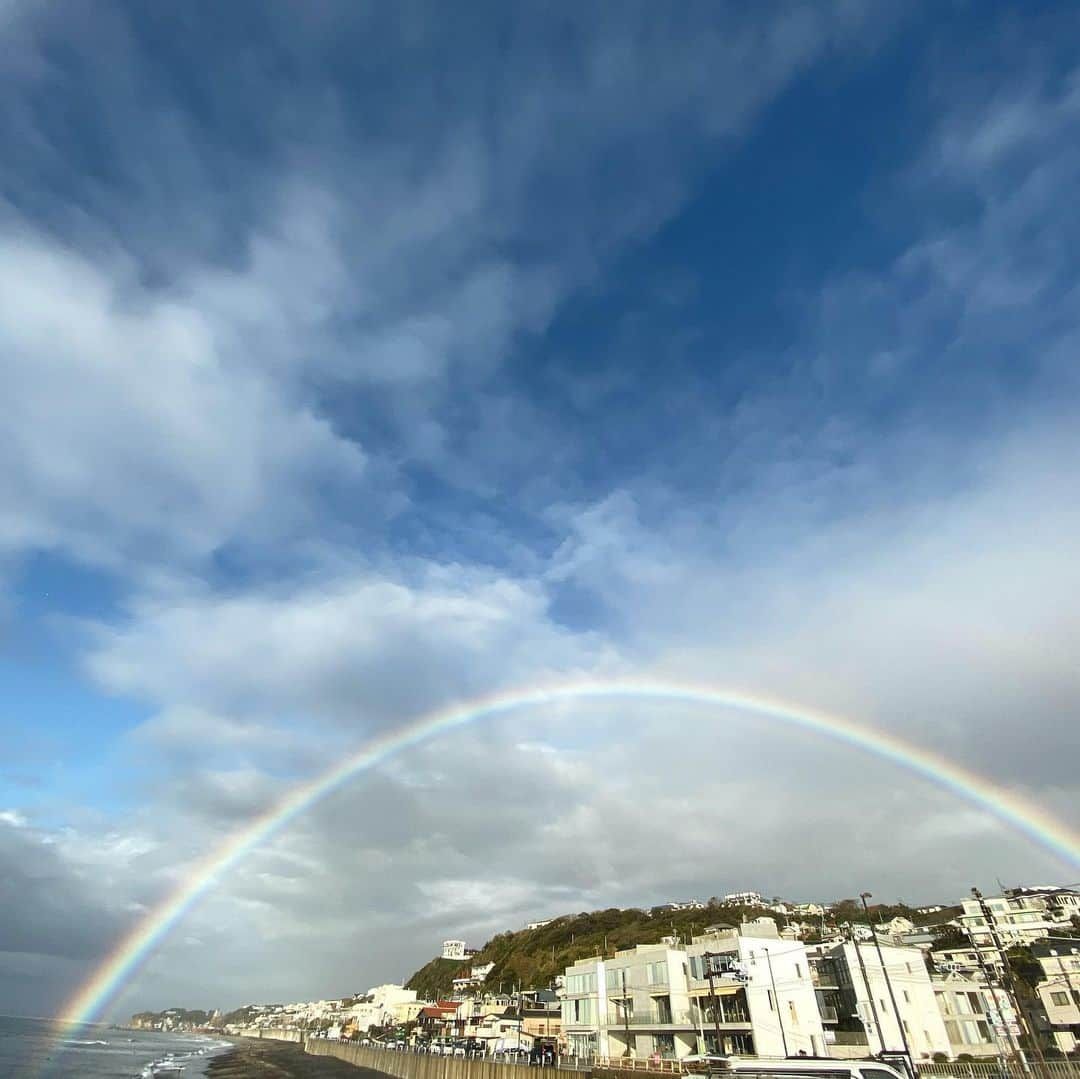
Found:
828,1031 -> 869,1046
921,1065 -> 1080,1079
818,1006 -> 839,1023
594,1057 -> 687,1073
608,1012 -> 695,1028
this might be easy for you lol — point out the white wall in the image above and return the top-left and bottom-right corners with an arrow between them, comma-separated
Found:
837,942 -> 950,1062
736,937 -> 826,1058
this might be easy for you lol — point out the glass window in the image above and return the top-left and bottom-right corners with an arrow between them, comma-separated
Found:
1051,992 -> 1069,1006
862,1069 -> 904,1079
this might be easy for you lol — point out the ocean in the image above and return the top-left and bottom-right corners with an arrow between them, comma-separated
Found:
0,1015 -> 232,1079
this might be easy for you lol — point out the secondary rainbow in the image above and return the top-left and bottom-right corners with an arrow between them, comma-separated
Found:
58,678 -> 1080,1031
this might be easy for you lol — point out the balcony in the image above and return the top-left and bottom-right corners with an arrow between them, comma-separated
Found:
817,1006 -> 839,1023
611,1011 -> 695,1028
829,1031 -> 870,1047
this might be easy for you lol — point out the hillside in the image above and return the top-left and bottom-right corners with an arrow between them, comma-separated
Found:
406,899 -> 889,998
406,956 -> 467,1000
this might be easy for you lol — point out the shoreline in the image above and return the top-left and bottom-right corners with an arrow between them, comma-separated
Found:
206,1037 -> 385,1077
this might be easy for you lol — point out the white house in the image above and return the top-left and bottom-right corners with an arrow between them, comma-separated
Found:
561,925 -> 825,1062
931,972 -> 1015,1059
812,941 -> 951,1063
1031,937 -> 1080,1053
686,926 -> 826,1059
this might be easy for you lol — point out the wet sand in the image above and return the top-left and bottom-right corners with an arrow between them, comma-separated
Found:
207,1038 -> 385,1078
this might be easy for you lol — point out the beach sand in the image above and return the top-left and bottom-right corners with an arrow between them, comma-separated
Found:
207,1038 -> 383,1078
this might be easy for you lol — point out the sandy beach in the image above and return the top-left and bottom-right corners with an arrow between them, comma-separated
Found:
207,1038 -> 383,1078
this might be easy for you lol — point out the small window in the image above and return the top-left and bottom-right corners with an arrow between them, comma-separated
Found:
903,990 -> 910,1003
1051,992 -> 1069,1006
795,963 -> 802,978
767,990 -> 775,1011
789,1001 -> 798,1023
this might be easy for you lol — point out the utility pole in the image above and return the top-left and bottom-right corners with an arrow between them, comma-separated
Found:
703,952 -> 724,1055
621,968 -> 631,1059
964,920 -> 1013,1079
971,888 -> 1049,1078
860,892 -> 913,1069
849,926 -> 886,1056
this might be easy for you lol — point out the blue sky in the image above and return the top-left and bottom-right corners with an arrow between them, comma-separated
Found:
2,0 -> 1080,1018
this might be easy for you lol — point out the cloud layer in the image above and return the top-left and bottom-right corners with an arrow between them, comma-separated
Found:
1,1 -> 1079,1020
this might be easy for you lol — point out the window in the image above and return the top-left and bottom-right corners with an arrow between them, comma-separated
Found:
788,1001 -> 798,1023
646,961 -> 668,986
903,990 -> 910,1003
767,990 -> 775,1011
1051,992 -> 1069,1006
795,963 -> 802,978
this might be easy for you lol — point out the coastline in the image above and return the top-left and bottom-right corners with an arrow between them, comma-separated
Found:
207,1037 -> 384,1077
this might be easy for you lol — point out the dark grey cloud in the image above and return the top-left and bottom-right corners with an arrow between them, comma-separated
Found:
0,817 -> 125,963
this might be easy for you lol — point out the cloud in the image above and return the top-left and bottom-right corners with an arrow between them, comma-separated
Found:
3,0 -> 1080,1024
86,565 -> 617,740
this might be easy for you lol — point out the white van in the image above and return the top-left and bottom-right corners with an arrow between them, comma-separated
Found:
682,1056 -> 910,1079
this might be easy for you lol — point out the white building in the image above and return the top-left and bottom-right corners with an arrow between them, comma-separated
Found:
686,926 -> 826,1059
931,972 -> 1015,1060
561,925 -> 825,1061
724,892 -> 765,907
812,941 -> 951,1063
932,892 -> 1071,975
1031,937 -> 1080,1053
453,962 -> 496,994
347,984 -> 420,1031
443,940 -> 468,960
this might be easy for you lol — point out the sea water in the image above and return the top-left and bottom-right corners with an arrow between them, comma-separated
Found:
0,1014 -> 232,1079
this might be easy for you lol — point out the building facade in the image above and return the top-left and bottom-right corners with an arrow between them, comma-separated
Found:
812,941 -> 951,1063
1031,937 -> 1080,1053
561,926 -> 825,1061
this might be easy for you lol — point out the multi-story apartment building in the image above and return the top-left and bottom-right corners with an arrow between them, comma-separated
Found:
562,942 -> 694,1060
561,923 -> 824,1061
931,973 -> 1015,1059
810,941 -> 951,1062
932,891 -> 1077,975
685,925 -> 826,1059
1031,937 -> 1080,1053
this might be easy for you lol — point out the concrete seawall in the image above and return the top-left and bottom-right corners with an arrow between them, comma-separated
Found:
305,1041 -> 561,1079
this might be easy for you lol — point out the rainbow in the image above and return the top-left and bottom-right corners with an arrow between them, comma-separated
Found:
58,678 -> 1080,1031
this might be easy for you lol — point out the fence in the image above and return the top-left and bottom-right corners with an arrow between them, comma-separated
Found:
921,1065 -> 1080,1079
303,1040 -> 1080,1079
306,1041 -> 564,1079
